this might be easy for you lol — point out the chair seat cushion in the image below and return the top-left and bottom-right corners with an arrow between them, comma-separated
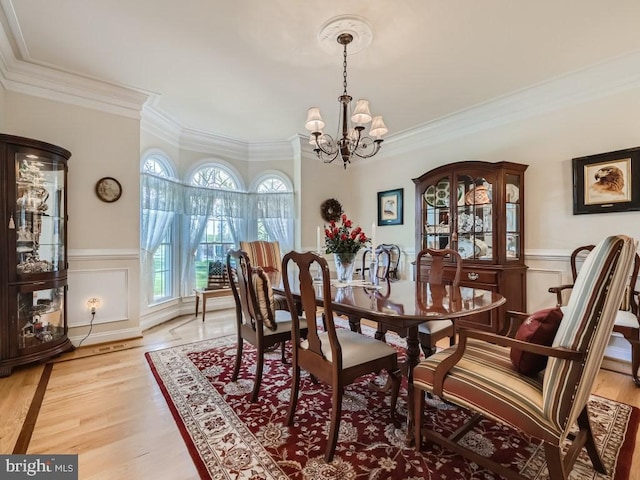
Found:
418,319 -> 453,335
263,310 -> 307,336
413,339 -> 562,443
510,307 -> 563,375
301,328 -> 397,369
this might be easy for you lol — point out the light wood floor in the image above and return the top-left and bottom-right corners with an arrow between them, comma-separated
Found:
1,309 -> 639,479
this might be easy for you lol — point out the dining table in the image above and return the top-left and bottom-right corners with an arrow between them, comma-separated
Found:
272,277 -> 506,444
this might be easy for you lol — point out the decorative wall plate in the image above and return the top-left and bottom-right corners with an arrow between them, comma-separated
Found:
424,180 -> 450,207
506,184 -> 520,203
464,185 -> 491,205
96,177 -> 122,203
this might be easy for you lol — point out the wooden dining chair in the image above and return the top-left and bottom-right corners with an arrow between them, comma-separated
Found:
361,246 -> 391,283
379,243 -> 401,280
415,247 -> 461,356
549,244 -> 640,386
281,250 -> 402,462
413,234 -> 636,480
226,249 -> 307,403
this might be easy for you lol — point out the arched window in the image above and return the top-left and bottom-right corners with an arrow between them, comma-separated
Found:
252,172 -> 294,252
141,152 -> 178,305
185,164 -> 244,291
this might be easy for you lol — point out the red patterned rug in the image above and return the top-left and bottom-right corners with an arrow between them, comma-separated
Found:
146,332 -> 638,479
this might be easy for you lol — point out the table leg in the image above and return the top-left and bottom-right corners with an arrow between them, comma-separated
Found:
195,293 -> 200,318
404,326 -> 420,447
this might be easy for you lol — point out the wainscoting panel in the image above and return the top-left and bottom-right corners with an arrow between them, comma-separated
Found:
68,268 -> 130,327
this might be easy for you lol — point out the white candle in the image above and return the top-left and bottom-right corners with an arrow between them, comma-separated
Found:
317,226 -> 322,254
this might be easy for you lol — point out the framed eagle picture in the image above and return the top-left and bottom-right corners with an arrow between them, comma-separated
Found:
572,147 -> 640,215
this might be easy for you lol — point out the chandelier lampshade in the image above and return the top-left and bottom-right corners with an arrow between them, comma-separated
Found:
305,30 -> 387,169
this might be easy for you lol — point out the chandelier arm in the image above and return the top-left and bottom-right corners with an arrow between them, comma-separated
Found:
352,139 -> 384,159
312,133 -> 338,156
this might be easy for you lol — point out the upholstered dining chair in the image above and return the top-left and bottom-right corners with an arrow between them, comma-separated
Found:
281,250 -> 402,462
226,249 -> 307,403
549,244 -> 640,386
239,240 -> 289,311
413,234 -> 636,480
415,247 -> 461,356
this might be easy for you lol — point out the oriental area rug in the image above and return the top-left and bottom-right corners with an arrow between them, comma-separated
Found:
146,331 -> 638,480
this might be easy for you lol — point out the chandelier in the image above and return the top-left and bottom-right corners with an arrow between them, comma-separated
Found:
305,32 -> 388,169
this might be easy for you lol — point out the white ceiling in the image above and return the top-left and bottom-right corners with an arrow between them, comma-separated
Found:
4,0 -> 640,144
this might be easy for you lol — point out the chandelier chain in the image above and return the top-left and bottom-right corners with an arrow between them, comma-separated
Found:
342,42 -> 348,96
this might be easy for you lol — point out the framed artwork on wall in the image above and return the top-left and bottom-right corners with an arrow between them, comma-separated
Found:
377,188 -> 403,226
573,147 -> 640,214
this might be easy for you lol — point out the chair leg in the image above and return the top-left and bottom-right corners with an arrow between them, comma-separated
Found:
325,383 -> 344,462
629,339 -> 640,387
544,443 -> 568,480
413,388 -> 425,451
418,333 -> 436,357
232,338 -> 243,381
250,350 -> 264,403
388,368 -> 401,426
286,365 -> 300,426
280,341 -> 288,364
578,407 -> 607,474
374,324 -> 387,342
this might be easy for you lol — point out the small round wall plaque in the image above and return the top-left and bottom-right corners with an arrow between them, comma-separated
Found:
95,177 -> 122,203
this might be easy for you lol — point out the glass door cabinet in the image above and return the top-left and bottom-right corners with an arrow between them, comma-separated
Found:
1,134 -> 73,376
414,161 -> 528,332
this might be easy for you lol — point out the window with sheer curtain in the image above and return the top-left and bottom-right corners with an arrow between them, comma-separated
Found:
253,174 -> 294,254
141,156 -> 295,301
182,165 -> 245,293
141,155 -> 180,304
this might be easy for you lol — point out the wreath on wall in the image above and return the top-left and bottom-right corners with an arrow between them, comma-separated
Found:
320,198 -> 343,222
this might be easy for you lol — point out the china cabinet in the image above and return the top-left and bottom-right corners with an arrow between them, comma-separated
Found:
0,134 -> 73,376
413,161 -> 528,332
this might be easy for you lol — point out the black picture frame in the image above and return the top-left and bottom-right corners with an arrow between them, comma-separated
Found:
377,188 -> 403,226
573,147 -> 640,215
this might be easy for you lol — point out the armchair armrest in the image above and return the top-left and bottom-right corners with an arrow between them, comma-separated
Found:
502,310 -> 531,337
548,284 -> 574,307
432,327 -> 583,397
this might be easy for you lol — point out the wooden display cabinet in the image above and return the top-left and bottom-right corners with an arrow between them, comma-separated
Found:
0,134 -> 73,376
413,161 -> 528,332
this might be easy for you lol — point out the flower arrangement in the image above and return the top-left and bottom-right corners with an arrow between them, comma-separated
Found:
324,214 -> 369,254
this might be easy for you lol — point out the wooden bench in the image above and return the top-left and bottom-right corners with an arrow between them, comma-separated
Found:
194,287 -> 232,322
194,260 -> 232,321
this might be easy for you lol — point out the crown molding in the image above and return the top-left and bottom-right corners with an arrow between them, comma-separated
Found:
383,50 -> 640,157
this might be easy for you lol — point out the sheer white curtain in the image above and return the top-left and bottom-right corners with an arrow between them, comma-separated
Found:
251,192 -> 294,253
179,185 -> 216,296
140,174 -> 182,303
221,189 -> 249,245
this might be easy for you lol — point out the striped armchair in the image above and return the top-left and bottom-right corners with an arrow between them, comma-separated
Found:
412,234 -> 636,480
239,240 -> 288,311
